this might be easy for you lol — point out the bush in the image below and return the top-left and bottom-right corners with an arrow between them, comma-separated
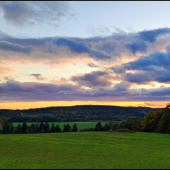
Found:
111,122 -> 120,131
94,122 -> 104,131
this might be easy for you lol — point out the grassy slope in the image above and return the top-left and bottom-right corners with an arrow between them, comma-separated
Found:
0,132 -> 170,169
12,122 -> 108,130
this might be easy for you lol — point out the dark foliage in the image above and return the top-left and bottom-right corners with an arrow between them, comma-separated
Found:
55,124 -> 62,132
72,123 -> 78,132
63,124 -> 71,132
0,105 -> 160,123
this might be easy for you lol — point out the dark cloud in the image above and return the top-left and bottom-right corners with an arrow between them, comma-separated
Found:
112,82 -> 131,92
0,80 -> 170,102
0,27 -> 170,66
88,62 -> 98,68
0,41 -> 33,53
0,1 -> 73,27
100,42 -> 115,54
53,38 -> 89,53
71,71 -> 111,87
128,50 -> 170,71
0,80 -> 79,101
30,74 -> 46,81
53,38 -> 111,59
139,28 -> 170,43
125,40 -> 148,54
123,72 -> 155,84
111,46 -> 170,83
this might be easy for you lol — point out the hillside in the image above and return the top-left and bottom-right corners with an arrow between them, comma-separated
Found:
0,105 -> 161,122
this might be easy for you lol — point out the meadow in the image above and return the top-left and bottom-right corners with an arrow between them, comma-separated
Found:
1,131 -> 170,169
12,122 -> 109,131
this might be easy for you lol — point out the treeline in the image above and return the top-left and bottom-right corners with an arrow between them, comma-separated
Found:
0,105 -> 160,122
104,104 -> 170,134
9,115 -> 125,123
0,121 -> 117,134
80,104 -> 170,134
0,122 -> 79,134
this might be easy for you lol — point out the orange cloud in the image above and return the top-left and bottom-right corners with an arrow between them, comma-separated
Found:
0,66 -> 19,77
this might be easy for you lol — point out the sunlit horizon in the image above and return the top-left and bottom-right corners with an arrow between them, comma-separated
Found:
0,101 -> 168,110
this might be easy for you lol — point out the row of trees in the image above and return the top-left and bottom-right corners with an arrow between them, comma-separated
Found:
1,122 -> 78,134
105,104 -> 170,133
2,104 -> 170,134
85,104 -> 170,134
9,115 -> 126,123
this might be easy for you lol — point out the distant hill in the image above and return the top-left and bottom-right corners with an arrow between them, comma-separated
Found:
0,105 -> 161,122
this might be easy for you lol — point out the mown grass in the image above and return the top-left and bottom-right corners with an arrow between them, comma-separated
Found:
12,122 -> 108,130
0,131 -> 170,169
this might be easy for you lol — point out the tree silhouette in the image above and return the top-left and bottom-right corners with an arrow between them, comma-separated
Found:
72,123 -> 78,132
50,123 -> 55,133
21,121 -> 27,133
15,123 -> 22,133
55,124 -> 61,132
63,124 -> 71,132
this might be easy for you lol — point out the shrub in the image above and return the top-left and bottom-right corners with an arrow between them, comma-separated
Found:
111,122 -> 120,131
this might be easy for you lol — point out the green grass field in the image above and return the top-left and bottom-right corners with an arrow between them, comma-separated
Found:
1,131 -> 170,169
12,122 -> 109,131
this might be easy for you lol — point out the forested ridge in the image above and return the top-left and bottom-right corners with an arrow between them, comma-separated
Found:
0,105 -> 160,122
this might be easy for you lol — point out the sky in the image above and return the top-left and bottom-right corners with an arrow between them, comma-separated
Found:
0,1 -> 170,109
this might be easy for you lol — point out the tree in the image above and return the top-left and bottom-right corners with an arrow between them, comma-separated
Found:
94,122 -> 104,131
111,122 -> 120,131
63,124 -> 71,132
156,106 -> 170,133
95,122 -> 102,127
27,123 -> 36,133
43,122 -> 50,133
9,123 -> 15,133
50,123 -> 55,133
35,122 -> 39,133
21,121 -> 27,133
55,124 -> 62,132
142,110 -> 163,132
15,123 -> 22,133
72,123 -> 78,132
2,122 -> 10,133
39,122 -> 43,133
103,123 -> 112,131
0,117 -> 9,131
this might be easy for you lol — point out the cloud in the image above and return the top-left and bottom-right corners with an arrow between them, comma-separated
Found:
0,80 -> 79,101
0,79 -> 170,102
30,74 -> 46,81
111,45 -> 170,84
0,41 -> 33,53
0,1 -> 73,27
0,67 -> 19,77
71,71 -> 112,87
113,44 -> 170,71
139,28 -> 170,43
51,77 -> 67,84
123,71 -> 155,84
88,62 -> 98,68
53,38 -> 111,59
125,40 -> 148,54
53,38 -> 89,53
0,27 -> 170,69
